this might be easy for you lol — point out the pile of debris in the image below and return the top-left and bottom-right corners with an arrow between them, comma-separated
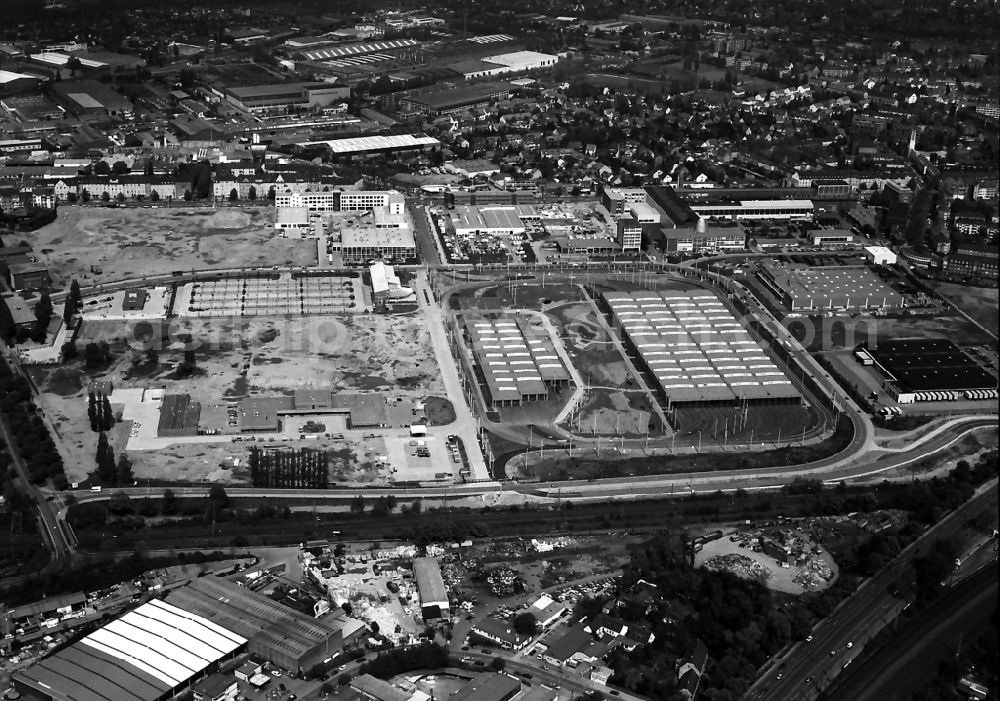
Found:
703,554 -> 770,584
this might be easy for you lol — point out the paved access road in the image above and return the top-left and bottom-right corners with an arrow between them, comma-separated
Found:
746,482 -> 998,701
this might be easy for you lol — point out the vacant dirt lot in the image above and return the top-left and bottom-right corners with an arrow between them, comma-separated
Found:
927,281 -> 999,333
33,312 -> 446,483
27,206 -> 316,286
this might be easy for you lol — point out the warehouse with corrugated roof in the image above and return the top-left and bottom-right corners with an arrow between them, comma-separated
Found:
165,575 -> 346,673
13,599 -> 246,701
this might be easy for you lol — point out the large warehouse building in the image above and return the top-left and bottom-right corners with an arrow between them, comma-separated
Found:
165,576 -> 347,674
465,315 -> 571,407
14,599 -> 246,701
757,261 -> 904,312
603,291 -> 800,410
297,133 -> 439,159
867,339 -> 998,403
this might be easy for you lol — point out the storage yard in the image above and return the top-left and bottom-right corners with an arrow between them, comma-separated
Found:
27,206 -> 316,286
695,523 -> 838,595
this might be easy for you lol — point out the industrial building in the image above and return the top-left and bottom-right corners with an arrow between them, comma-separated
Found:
223,83 -> 349,112
603,291 -> 800,410
13,599 -> 247,701
688,198 -> 815,221
397,83 -> 511,115
454,50 -> 558,79
451,206 -> 526,236
757,261 -> 904,311
165,575 -> 348,674
298,133 -> 439,159
50,79 -> 134,117
867,339 -> 998,403
465,315 -> 571,406
157,394 -> 202,437
412,557 -> 450,622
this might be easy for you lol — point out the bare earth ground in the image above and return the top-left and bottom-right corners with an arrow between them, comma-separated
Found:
695,532 -> 838,595
926,281 -> 1000,333
34,313 -> 445,483
26,206 -> 316,287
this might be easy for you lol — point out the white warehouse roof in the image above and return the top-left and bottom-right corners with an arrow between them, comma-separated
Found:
300,133 -> 439,154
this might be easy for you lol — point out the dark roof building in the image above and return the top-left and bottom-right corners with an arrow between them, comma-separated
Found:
868,339 -> 997,395
451,673 -> 521,701
165,575 -> 348,674
157,394 -> 202,438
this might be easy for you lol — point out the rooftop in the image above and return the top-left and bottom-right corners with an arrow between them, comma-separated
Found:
604,290 -> 799,404
301,133 -> 439,155
413,557 -> 448,606
14,599 -> 246,701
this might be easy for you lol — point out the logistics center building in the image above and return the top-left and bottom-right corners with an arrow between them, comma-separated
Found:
465,314 -> 571,406
603,291 -> 800,410
13,599 -> 246,701
757,261 -> 904,312
867,339 -> 998,403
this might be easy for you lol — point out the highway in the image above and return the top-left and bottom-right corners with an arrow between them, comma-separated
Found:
819,555 -> 998,701
746,481 -> 999,701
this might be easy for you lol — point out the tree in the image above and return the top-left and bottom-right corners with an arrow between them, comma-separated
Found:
81,189 -> 91,203
107,491 -> 132,516
248,186 -> 257,201
350,494 -> 365,513
69,279 -> 82,310
101,191 -> 111,202
116,192 -> 126,203
102,394 -> 115,430
513,611 -> 538,635
96,430 -> 110,467
111,161 -> 129,175
208,484 -> 229,509
337,673 -> 350,686
162,488 -> 178,515
116,453 -> 133,485
150,189 -> 160,202
488,657 -> 506,672
35,292 -> 53,324
341,602 -> 354,616
61,339 -> 77,360
229,188 -> 239,202
94,161 -> 111,176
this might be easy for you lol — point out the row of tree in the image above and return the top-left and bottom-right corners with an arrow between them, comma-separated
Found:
87,392 -> 115,432
94,431 -> 133,487
0,357 -> 67,488
248,447 -> 329,489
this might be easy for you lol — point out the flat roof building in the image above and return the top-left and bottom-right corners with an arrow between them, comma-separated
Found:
13,600 -> 246,701
868,339 -> 997,401
157,393 -> 202,437
224,83 -> 349,112
165,575 -> 347,674
603,291 -> 799,409
398,83 -> 511,115
341,228 -> 416,265
465,315 -> 571,406
757,261 -> 904,311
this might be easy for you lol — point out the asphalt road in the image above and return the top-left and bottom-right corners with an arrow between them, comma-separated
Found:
819,560 -> 998,701
746,482 -> 999,701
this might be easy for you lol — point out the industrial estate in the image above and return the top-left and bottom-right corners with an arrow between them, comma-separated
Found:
0,3 -> 997,701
